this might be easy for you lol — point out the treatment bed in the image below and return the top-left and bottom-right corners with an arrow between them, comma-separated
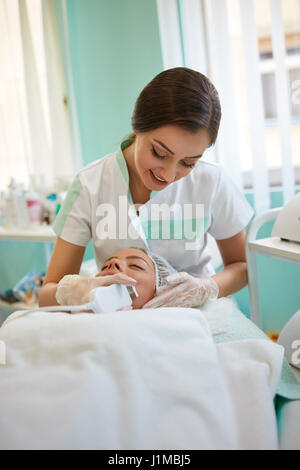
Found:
0,297 -> 299,450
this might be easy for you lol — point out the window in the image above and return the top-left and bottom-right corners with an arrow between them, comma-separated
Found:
0,0 -> 75,194
156,0 -> 300,210
226,0 -> 300,172
260,39 -> 300,121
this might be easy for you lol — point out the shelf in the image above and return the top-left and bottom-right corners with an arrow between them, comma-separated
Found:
0,225 -> 56,242
248,237 -> 300,264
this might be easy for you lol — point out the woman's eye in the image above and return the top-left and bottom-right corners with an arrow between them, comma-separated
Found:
151,145 -> 167,160
152,145 -> 196,168
182,161 -> 195,168
130,264 -> 144,271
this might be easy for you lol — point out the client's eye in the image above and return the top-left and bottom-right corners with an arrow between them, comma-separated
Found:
130,264 -> 145,271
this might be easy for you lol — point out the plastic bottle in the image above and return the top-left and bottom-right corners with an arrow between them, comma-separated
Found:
15,183 -> 30,229
0,192 -> 11,228
4,180 -> 18,228
42,193 -> 58,225
1,179 -> 29,229
26,187 -> 42,226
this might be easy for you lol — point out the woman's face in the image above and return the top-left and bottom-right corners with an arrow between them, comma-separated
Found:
96,248 -> 156,309
128,125 -> 211,192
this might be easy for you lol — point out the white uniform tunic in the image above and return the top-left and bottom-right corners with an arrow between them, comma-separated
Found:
53,141 -> 253,277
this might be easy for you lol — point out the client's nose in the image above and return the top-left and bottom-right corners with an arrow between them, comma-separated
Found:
107,258 -> 125,272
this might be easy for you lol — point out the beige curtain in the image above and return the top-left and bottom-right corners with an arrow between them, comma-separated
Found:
0,0 -> 76,193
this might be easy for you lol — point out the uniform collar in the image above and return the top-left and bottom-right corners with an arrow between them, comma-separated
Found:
116,138 -> 159,204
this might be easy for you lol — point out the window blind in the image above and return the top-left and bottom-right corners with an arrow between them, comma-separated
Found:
269,0 -> 295,202
156,0 -> 299,213
239,0 -> 270,212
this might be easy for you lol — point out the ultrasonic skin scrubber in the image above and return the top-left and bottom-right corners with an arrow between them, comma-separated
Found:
8,284 -> 139,323
54,283 -> 139,313
88,284 -> 138,313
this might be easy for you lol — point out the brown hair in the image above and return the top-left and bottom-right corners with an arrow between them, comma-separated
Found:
130,67 -> 221,146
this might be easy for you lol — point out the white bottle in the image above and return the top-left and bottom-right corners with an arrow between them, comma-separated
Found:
15,183 -> 30,229
0,191 -> 13,228
4,179 -> 19,229
4,179 -> 30,229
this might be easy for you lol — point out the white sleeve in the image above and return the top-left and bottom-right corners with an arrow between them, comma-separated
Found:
208,169 -> 254,240
53,175 -> 92,247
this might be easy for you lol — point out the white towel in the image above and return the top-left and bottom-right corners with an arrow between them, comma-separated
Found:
198,296 -> 232,335
0,306 -> 283,450
2,296 -> 232,336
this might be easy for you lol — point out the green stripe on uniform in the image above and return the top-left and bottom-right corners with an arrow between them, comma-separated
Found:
117,139 -> 158,203
141,217 -> 209,240
53,176 -> 83,237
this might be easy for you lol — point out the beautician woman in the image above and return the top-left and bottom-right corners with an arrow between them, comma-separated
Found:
39,67 -> 253,309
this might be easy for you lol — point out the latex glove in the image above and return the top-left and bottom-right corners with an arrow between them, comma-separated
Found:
56,273 -> 137,306
142,272 -> 219,309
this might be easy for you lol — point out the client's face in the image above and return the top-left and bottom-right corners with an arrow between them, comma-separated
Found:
96,248 -> 156,309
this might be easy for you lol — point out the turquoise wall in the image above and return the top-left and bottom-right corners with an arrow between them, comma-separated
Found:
0,0 -> 162,308
0,1 -> 299,333
65,0 -> 163,162
0,0 -> 162,286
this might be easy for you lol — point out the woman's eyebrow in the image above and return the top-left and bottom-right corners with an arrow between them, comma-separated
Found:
125,255 -> 150,267
153,139 -> 174,155
104,255 -> 150,267
153,139 -> 202,159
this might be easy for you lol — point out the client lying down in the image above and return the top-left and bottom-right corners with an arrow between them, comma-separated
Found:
55,247 -> 218,311
55,247 -> 177,310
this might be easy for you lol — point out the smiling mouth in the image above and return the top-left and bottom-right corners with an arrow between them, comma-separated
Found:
150,170 -> 167,185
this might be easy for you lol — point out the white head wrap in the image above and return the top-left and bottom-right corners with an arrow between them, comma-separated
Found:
147,252 -> 177,291
127,247 -> 177,292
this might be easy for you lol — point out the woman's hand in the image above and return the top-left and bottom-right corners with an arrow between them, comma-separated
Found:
56,273 -> 136,306
142,272 -> 219,309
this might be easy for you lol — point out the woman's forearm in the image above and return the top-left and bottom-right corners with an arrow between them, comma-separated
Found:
212,261 -> 248,298
38,282 -> 60,307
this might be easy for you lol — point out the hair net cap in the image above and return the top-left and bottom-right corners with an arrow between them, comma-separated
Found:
148,252 -> 177,290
